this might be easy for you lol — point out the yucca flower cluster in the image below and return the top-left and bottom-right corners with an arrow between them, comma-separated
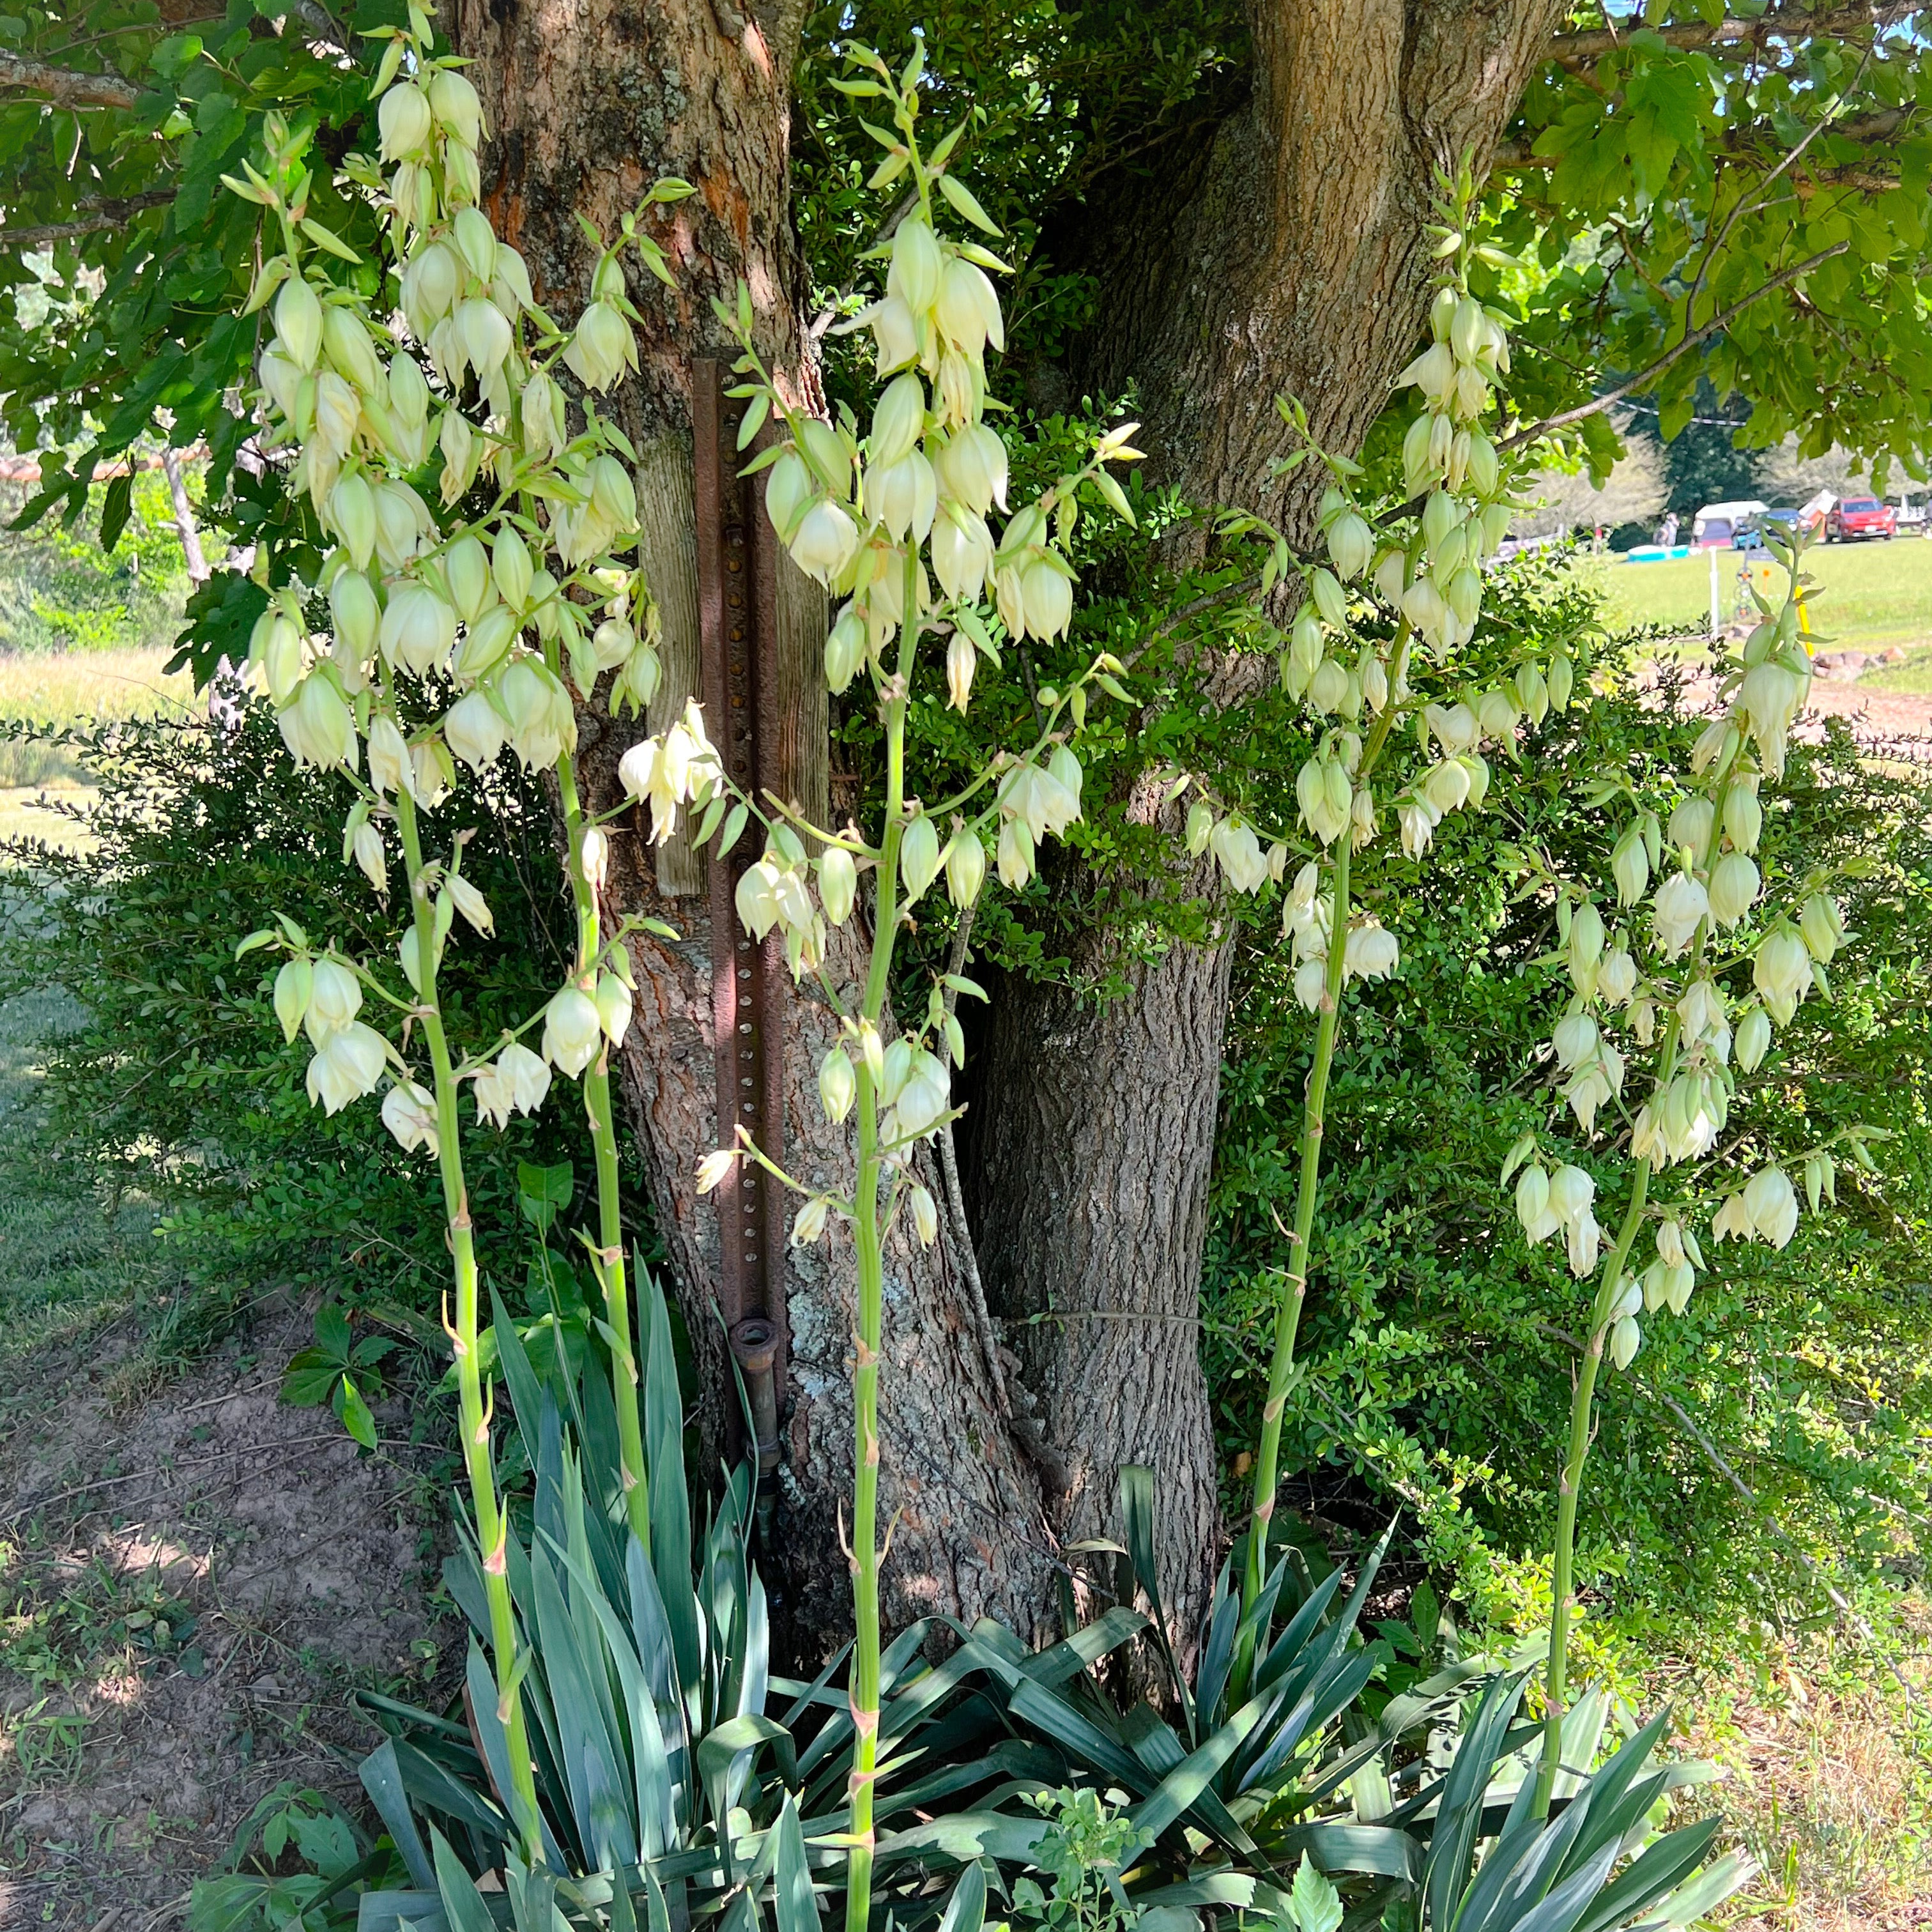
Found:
224,56 -> 693,1135
1508,537 -> 1857,1374
1512,527 -> 1875,1820
595,45 -> 1140,1931
226,13 -> 705,1860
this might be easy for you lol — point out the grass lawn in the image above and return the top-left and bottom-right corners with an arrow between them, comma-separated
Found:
0,647 -> 195,788
1586,537 -> 1932,687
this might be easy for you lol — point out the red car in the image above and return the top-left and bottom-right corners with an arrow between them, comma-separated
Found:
1826,496 -> 1897,541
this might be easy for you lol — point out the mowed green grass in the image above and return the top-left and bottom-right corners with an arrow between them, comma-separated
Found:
1589,535 -> 1932,683
0,647 -> 195,788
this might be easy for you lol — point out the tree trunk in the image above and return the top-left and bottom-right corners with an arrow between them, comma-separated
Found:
972,0 -> 1570,1632
453,0 -> 1057,1661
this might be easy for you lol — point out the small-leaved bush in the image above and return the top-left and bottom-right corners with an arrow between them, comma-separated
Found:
2,700 -> 592,1341
1207,638 -> 1932,1653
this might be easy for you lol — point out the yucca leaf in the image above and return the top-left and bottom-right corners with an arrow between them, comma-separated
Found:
1268,1821 -> 1419,1882
873,1807 -> 1050,1868
1572,1817 -> 1722,1932
549,1528 -> 677,1857
1490,1841 -> 1618,1932
1450,1798 -> 1588,1932
359,1738 -> 438,1889
430,1827 -> 498,1932
1560,1710 -> 1673,1868
1422,1675 -> 1528,1930
464,1644 -> 569,1871
772,1794 -> 817,1932
937,1859 -> 987,1932
642,1273 -> 700,1696
1117,1465 -> 1194,1737
1128,1687 -> 1271,1845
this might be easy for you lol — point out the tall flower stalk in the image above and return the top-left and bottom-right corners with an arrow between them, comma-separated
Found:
616,43 -> 1137,1929
226,10 -> 693,1864
1171,170 -> 1571,1659
1504,528 -> 1872,1814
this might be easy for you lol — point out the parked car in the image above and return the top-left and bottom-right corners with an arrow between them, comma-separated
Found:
1826,496 -> 1897,541
1691,500 -> 1769,548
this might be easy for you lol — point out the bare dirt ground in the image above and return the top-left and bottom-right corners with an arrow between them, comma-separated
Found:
0,983 -> 452,1930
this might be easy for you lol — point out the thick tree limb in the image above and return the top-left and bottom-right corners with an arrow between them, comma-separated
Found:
3,188 -> 172,249
1501,240 -> 1851,449
1548,2 -> 1910,70
0,52 -> 140,110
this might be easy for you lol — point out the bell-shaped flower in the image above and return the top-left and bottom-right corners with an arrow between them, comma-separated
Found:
1650,872 -> 1709,958
797,1043 -> 851,1133
305,1020 -> 387,1115
1742,1164 -> 1800,1248
888,1049 -> 951,1140
444,689 -> 506,773
542,986 -> 602,1077
790,498 -> 861,585
564,300 -> 637,393
908,1183 -> 940,1247
1565,1206 -> 1602,1277
997,815 -> 1035,889
1344,921 -> 1399,982
899,814 -> 940,901
1019,558 -> 1073,640
1753,924 -> 1812,1024
378,79 -> 432,160
279,673 -> 357,772
381,1079 -> 440,1155
870,452 -> 937,544
499,657 -> 576,771
1597,945 -> 1637,1006
1552,1011 -> 1598,1071
365,713 -> 413,799
932,508 -> 994,602
380,581 -> 456,679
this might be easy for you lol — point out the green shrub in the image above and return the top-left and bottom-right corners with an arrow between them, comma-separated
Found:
2,700 -> 602,1342
1208,654 -> 1932,1646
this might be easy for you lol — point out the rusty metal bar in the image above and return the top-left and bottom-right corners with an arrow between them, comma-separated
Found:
693,358 -> 788,1463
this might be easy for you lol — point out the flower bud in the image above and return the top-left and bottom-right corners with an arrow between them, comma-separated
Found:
274,275 -> 323,371
818,846 -> 857,926
378,80 -> 432,160
825,603 -> 866,693
870,372 -> 926,470
819,1046 -> 856,1123
1020,559 -> 1073,640
887,217 -> 944,312
273,956 -> 313,1044
594,970 -> 633,1045
381,581 -> 457,678
1611,824 -> 1650,907
1735,1002 -> 1772,1073
1608,1316 -> 1641,1372
899,813 -> 940,901
946,629 -> 976,712
1707,850 -> 1761,928
1722,779 -> 1762,855
792,1197 -> 831,1246
871,452 -> 937,544
322,306 -> 379,395
1799,893 -> 1844,964
1743,1164 -> 1800,1248
946,827 -> 986,907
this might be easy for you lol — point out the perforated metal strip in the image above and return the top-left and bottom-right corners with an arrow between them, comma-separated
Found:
693,358 -> 788,1436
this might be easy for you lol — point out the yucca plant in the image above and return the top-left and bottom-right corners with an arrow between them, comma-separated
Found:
351,1275 -> 809,1919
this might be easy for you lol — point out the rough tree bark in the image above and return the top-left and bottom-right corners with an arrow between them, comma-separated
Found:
969,0 -> 1572,1635
452,0 -> 1058,1660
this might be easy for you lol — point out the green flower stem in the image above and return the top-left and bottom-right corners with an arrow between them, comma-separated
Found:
843,548 -> 920,1932
1531,1144 -> 1652,1820
1241,830 -> 1350,1621
1533,735 -> 1737,1817
392,783 -> 544,1860
1238,626 -> 1410,1638
555,730 -> 652,1552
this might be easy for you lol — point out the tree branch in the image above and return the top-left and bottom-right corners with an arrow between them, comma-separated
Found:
1548,2 -> 1908,70
2,188 -> 172,249
0,51 -> 141,110
1500,239 -> 1851,450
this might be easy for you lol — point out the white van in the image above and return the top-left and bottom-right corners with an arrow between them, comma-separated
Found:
1691,500 -> 1769,548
